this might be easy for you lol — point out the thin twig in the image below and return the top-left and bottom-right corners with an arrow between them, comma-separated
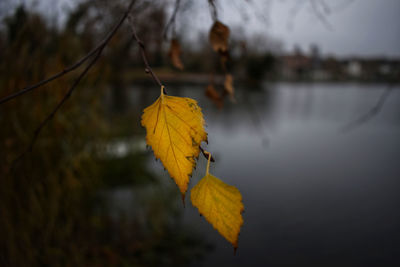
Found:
0,0 -> 135,105
163,0 -> 181,40
208,0 -> 218,21
128,15 -> 164,88
310,0 -> 333,31
9,0 -> 135,168
319,0 -> 331,14
11,49 -> 103,169
128,15 -> 212,161
200,146 -> 215,162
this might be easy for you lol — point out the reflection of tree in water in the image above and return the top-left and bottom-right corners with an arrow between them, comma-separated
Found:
240,84 -> 276,147
123,83 -> 277,147
205,83 -> 276,143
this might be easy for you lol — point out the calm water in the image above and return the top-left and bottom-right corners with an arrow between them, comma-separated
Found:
122,82 -> 400,266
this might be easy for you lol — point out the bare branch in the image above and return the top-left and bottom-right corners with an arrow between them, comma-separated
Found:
208,0 -> 218,22
0,0 -> 135,105
128,14 -> 212,161
163,0 -> 181,40
200,146 -> 215,162
310,0 -> 333,31
319,0 -> 331,14
9,0 -> 136,168
11,49 -> 103,169
128,15 -> 164,88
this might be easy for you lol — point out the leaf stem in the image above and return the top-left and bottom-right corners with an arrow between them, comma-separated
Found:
129,17 -> 212,163
206,151 -> 211,175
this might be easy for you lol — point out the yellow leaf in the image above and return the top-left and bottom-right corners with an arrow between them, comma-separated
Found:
191,153 -> 244,248
141,87 -> 207,196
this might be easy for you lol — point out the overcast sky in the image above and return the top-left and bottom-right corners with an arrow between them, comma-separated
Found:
10,0 -> 400,58
185,0 -> 400,58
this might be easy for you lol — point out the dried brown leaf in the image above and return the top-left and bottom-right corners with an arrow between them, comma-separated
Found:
205,84 -> 223,109
224,74 -> 235,102
209,21 -> 230,54
168,39 -> 184,70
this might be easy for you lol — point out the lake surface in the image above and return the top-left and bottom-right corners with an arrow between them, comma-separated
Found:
120,82 -> 400,266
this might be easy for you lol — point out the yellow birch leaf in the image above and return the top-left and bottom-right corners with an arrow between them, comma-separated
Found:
191,153 -> 244,248
141,87 -> 207,196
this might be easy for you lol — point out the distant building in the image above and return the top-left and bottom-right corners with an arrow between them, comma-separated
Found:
276,45 -> 399,82
346,60 -> 362,77
280,45 -> 312,79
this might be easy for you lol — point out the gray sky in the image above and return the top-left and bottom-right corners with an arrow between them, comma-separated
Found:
222,0 -> 400,58
187,0 -> 400,58
11,0 -> 400,58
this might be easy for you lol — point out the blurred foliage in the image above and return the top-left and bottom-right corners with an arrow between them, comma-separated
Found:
0,3 -> 208,266
245,53 -> 277,81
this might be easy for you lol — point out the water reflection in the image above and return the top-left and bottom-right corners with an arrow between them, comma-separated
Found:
127,82 -> 400,266
2,82 -> 399,266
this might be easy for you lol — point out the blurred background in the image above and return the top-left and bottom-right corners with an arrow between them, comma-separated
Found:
0,0 -> 399,266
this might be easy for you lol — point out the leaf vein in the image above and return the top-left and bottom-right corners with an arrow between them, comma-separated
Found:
163,104 -> 184,184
